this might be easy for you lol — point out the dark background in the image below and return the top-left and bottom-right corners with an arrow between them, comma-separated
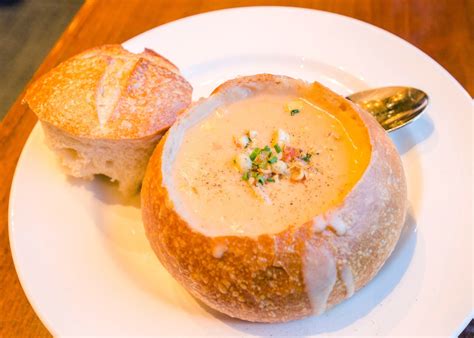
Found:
0,0 -> 82,119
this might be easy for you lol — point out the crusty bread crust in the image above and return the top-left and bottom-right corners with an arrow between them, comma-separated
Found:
23,44 -> 192,195
142,74 -> 407,322
23,44 -> 192,140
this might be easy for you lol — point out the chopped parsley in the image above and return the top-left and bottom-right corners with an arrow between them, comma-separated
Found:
301,153 -> 312,163
249,148 -> 261,161
268,156 -> 278,164
290,109 -> 300,116
237,129 -> 311,186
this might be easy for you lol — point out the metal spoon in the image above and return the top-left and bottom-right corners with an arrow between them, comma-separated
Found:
346,87 -> 429,132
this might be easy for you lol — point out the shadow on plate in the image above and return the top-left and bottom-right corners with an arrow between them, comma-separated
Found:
201,209 -> 418,336
67,174 -> 196,308
67,174 -> 141,208
390,114 -> 434,155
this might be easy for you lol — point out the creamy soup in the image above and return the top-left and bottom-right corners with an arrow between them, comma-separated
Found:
170,93 -> 371,237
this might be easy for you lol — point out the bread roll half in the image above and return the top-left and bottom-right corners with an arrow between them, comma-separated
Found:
142,74 -> 407,322
24,45 -> 192,195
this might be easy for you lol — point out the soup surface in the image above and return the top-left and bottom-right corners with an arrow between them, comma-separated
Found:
170,93 -> 371,237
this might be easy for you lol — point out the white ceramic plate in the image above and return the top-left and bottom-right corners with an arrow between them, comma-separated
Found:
9,7 -> 472,336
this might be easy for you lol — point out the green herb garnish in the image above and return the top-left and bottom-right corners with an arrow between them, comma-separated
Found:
274,144 -> 282,153
249,148 -> 261,161
263,145 -> 271,152
242,172 -> 249,181
268,156 -> 278,164
256,174 -> 265,185
290,109 -> 300,116
301,153 -> 312,162
267,177 -> 275,183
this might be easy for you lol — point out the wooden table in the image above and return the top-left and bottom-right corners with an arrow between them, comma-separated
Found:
0,1 -> 472,336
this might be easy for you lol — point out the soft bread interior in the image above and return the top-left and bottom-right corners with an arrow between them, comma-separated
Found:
42,121 -> 162,196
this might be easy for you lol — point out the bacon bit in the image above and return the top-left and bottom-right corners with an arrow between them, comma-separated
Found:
282,146 -> 300,162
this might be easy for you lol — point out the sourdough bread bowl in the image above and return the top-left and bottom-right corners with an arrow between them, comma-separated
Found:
141,74 -> 407,322
23,45 -> 192,195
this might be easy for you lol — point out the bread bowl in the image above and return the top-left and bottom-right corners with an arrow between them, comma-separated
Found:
141,74 -> 407,322
23,45 -> 192,195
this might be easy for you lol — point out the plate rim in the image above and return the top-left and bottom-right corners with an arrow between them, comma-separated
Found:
9,123 -> 60,336
124,5 -> 471,102
8,6 -> 473,336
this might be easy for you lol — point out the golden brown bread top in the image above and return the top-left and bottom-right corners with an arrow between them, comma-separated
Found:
23,45 -> 192,140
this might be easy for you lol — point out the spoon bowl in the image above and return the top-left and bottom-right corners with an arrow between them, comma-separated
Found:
346,87 -> 429,132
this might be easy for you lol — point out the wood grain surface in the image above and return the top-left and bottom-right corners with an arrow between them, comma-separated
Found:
0,0 -> 472,336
